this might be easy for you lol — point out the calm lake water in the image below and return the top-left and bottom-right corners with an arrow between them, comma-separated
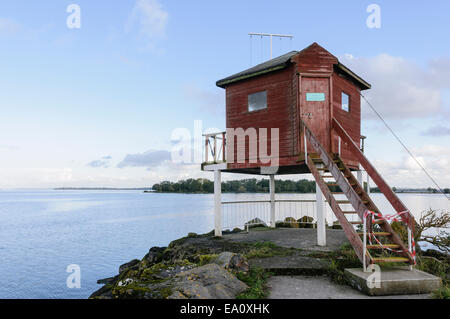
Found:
0,190 -> 448,299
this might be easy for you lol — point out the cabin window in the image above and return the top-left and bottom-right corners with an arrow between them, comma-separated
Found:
342,92 -> 350,112
248,91 -> 267,112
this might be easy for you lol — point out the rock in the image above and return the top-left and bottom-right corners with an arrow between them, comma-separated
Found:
118,278 -> 134,287
187,232 -> 198,238
297,216 -> 315,228
332,221 -> 342,229
284,217 -> 299,228
167,291 -> 187,299
97,275 -> 118,285
275,220 -> 291,228
244,218 -> 267,229
89,283 -> 114,299
119,259 -> 140,273
171,264 -> 248,299
213,252 -> 249,272
143,246 -> 166,264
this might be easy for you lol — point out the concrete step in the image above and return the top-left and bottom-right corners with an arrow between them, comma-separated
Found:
344,267 -> 442,296
249,254 -> 331,276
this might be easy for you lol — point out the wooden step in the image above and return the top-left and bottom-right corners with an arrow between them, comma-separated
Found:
372,257 -> 409,263
322,175 -> 334,178
366,244 -> 400,249
317,167 -> 329,171
358,232 -> 391,236
336,200 -> 350,204
350,220 -> 383,225
327,183 -> 339,187
331,192 -> 344,195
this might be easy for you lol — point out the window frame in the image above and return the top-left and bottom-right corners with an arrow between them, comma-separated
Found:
341,91 -> 350,112
247,90 -> 268,113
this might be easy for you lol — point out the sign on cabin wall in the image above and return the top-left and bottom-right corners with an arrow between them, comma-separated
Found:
306,92 -> 326,102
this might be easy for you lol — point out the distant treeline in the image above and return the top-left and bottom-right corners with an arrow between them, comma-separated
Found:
152,178 -> 320,194
150,178 -> 398,194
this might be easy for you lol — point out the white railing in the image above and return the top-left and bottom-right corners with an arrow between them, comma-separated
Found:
203,131 -> 226,164
221,199 -> 319,230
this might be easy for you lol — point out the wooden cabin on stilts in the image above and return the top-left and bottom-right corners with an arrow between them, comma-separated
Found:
201,42 -> 416,271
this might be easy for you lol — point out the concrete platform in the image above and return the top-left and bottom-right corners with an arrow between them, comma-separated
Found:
223,228 -> 348,252
268,276 -> 431,299
344,267 -> 442,296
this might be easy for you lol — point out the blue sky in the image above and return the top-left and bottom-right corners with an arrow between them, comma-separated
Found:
0,0 -> 449,188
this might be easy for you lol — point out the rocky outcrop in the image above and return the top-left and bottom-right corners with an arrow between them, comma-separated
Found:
90,231 -> 254,299
213,252 -> 249,272
244,217 -> 267,229
168,264 -> 248,299
297,216 -> 315,228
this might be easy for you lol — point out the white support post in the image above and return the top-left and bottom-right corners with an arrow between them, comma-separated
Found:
316,164 -> 326,246
363,214 -> 367,272
408,227 -> 413,271
357,169 -> 363,187
338,137 -> 341,156
367,172 -> 371,196
214,169 -> 222,237
269,175 -> 275,228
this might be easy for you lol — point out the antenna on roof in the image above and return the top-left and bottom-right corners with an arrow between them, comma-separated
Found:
248,33 -> 294,63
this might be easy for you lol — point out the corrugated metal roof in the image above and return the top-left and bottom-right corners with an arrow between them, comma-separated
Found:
216,51 -> 298,88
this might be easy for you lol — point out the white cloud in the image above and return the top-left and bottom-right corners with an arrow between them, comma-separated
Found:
117,149 -> 171,168
183,84 -> 225,115
422,125 -> 450,136
0,18 -> 21,35
371,144 -> 450,188
126,0 -> 168,50
340,54 -> 448,120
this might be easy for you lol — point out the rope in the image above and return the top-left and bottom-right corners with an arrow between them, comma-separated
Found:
361,93 -> 449,201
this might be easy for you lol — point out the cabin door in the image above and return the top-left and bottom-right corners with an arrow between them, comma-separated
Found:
300,76 -> 331,155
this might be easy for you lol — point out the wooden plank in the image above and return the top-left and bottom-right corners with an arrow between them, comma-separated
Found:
367,244 -> 400,249
358,232 -> 391,236
372,257 -> 409,263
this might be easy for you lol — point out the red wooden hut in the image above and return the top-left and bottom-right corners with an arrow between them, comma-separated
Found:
202,43 -> 416,269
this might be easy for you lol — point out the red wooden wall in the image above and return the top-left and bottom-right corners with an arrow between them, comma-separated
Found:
222,43 -> 363,173
331,73 -> 361,169
225,65 -> 298,170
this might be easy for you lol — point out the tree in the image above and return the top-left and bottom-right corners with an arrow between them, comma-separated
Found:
416,209 -> 450,253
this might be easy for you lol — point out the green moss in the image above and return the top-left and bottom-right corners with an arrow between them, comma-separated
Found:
197,254 -> 219,266
431,285 -> 450,299
324,243 -> 361,285
235,267 -> 272,299
416,256 -> 449,285
244,241 -> 295,259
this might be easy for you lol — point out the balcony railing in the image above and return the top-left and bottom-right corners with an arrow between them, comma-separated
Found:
221,199 -> 325,231
203,131 -> 226,164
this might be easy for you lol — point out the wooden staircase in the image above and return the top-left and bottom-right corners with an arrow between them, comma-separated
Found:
302,119 -> 416,268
